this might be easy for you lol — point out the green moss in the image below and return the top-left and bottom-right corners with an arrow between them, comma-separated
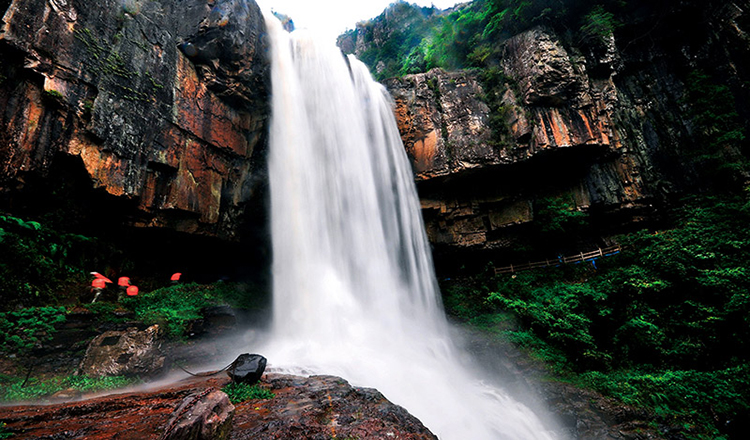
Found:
42,89 -> 64,102
73,26 -> 162,103
221,382 -> 275,404
0,421 -> 12,439
0,374 -> 136,403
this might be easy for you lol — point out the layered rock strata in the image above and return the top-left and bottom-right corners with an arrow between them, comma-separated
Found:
385,2 -> 750,256
0,0 -> 269,238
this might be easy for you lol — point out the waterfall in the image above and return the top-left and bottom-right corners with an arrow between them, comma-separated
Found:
259,12 -> 558,440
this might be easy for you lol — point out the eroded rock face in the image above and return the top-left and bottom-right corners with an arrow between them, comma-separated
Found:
232,374 -> 438,440
0,374 -> 438,440
163,388 -> 235,440
0,0 -> 269,238
385,8 -> 750,256
78,325 -> 165,378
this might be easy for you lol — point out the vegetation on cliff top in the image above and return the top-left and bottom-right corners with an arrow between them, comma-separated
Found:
341,0 -> 634,80
441,194 -> 750,439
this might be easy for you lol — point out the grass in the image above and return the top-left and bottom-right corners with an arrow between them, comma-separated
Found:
0,374 -> 137,403
221,382 -> 275,404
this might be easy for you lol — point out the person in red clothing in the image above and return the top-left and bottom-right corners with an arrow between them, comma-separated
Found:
170,273 -> 182,285
91,278 -> 106,303
117,276 -> 131,301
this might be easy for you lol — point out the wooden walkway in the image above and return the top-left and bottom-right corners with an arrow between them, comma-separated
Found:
494,245 -> 621,275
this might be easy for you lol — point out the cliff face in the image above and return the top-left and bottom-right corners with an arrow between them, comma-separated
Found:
2,0 -> 749,263
0,0 -> 269,239
382,2 -> 750,257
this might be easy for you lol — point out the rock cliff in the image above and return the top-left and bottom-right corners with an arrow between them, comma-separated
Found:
2,0 -> 749,264
379,2 -> 750,261
0,0 -> 269,239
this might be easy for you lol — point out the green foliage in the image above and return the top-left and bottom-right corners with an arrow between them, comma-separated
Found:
221,382 -> 275,404
0,307 -> 66,354
122,282 -> 260,338
0,374 -> 136,403
351,1 -> 640,80
682,70 -> 747,185
42,89 -> 64,102
534,196 -> 589,234
354,2 -> 444,80
579,4 -> 620,41
445,195 -> 750,437
0,213 -> 96,309
478,66 -> 514,149
0,422 -> 11,439
123,283 -> 216,337
579,367 -> 750,438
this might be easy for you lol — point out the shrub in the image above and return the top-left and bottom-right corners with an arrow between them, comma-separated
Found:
443,195 -> 750,437
0,307 -> 66,354
0,213 -> 97,309
122,281 -> 264,338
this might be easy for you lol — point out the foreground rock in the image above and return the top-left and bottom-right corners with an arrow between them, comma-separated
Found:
226,353 -> 266,385
0,373 -> 437,440
232,374 -> 437,440
163,388 -> 234,440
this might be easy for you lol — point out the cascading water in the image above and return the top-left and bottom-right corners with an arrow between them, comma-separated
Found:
259,13 -> 559,439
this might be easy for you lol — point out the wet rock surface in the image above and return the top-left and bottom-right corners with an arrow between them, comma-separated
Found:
225,353 -> 266,385
0,373 -> 438,440
231,374 -> 437,440
162,388 -> 235,440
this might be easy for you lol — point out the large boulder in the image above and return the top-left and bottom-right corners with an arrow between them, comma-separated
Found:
161,388 -> 235,440
78,325 -> 165,378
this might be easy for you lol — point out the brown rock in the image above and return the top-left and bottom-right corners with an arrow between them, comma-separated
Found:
162,389 -> 235,440
385,29 -> 648,253
78,325 -> 165,378
0,374 -> 437,440
231,374 -> 437,440
0,0 -> 269,239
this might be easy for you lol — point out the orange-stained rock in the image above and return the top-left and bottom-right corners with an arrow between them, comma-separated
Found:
0,374 -> 438,440
0,0 -> 269,239
384,27 -> 660,253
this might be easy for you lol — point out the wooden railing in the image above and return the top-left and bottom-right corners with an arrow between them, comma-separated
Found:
494,245 -> 621,275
